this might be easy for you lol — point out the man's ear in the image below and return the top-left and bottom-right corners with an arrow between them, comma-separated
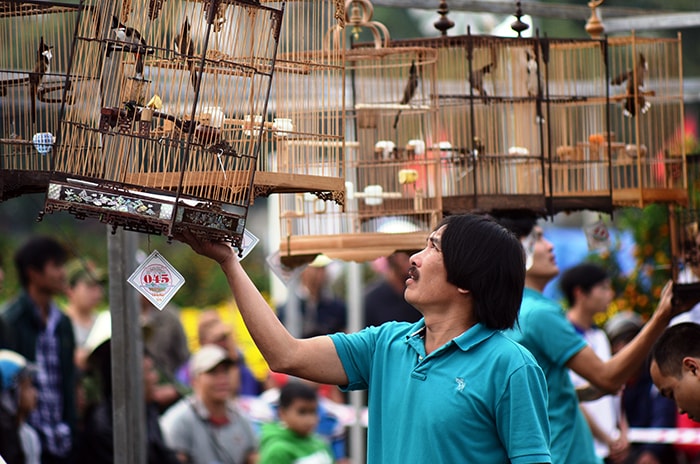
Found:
682,357 -> 700,376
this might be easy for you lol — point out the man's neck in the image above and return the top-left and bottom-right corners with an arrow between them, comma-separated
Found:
202,397 -> 228,419
422,305 -> 476,354
566,306 -> 593,330
524,276 -> 549,293
26,287 -> 52,320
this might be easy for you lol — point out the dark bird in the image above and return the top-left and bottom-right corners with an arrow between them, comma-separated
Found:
174,17 -> 198,90
393,60 -> 418,129
29,36 -> 53,124
526,50 -> 544,124
148,0 -> 167,20
611,52 -> 650,118
107,16 -> 152,79
469,62 -> 493,97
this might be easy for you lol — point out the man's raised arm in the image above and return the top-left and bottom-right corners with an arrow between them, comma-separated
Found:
178,231 -> 348,385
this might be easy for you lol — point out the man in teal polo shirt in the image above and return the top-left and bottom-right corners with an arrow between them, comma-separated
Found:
179,214 -> 551,463
496,213 -> 679,464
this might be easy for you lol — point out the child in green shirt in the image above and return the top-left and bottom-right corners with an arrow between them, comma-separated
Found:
259,381 -> 334,464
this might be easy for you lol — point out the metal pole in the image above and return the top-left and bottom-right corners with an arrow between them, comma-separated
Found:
107,227 -> 146,464
346,261 -> 366,464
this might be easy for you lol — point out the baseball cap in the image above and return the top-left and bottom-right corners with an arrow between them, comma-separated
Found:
190,344 -> 236,376
66,259 -> 107,287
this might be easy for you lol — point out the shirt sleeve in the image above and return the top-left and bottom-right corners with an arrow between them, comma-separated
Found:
497,362 -> 552,464
522,303 -> 587,367
329,326 -> 381,391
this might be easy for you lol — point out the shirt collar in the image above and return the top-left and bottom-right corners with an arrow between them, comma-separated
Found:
405,321 -> 497,352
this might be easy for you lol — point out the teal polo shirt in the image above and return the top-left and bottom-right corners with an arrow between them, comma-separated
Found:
330,321 -> 551,464
505,288 -> 600,464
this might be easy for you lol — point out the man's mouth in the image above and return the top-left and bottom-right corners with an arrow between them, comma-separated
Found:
407,266 -> 419,282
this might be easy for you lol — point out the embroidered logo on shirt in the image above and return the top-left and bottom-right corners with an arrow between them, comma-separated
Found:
455,377 -> 465,392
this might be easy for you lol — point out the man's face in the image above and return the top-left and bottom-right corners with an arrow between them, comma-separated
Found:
525,226 -> 559,282
651,358 -> 700,422
405,225 -> 458,310
29,260 -> 67,295
278,397 -> 319,437
581,279 -> 614,315
194,362 -> 234,404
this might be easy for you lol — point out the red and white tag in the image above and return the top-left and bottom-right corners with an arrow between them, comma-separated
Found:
128,250 -> 185,310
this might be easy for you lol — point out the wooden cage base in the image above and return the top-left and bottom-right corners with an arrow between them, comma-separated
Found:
279,231 -> 428,265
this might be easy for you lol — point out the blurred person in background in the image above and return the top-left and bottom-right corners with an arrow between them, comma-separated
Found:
276,255 -> 347,339
77,312 -> 180,464
0,349 -> 40,464
561,263 -> 629,463
160,344 -> 258,464
1,237 -> 75,464
364,251 -> 421,327
140,295 -> 190,412
63,259 -> 106,371
605,311 -> 679,464
176,309 -> 262,397
259,381 -> 333,464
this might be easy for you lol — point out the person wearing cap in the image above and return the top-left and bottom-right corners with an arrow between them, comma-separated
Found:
276,254 -> 347,339
178,214 -> 552,464
0,349 -> 40,464
160,344 -> 258,464
1,237 -> 76,464
604,312 -> 679,464
63,259 -> 107,370
495,214 -> 681,464
561,263 -> 630,463
176,309 -> 262,397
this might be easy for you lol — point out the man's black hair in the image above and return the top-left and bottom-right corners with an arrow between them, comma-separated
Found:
559,263 -> 609,307
279,381 -> 318,409
438,214 -> 525,330
14,236 -> 67,288
651,322 -> 700,378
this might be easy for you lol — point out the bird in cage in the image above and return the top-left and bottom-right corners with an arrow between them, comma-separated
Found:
526,50 -> 545,124
611,52 -> 651,118
469,62 -> 493,98
108,16 -> 152,79
174,17 -> 198,90
147,0 -> 166,20
28,36 -> 53,124
393,60 -> 418,129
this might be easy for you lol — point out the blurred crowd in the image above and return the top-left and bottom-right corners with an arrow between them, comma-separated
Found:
1,231 -> 700,464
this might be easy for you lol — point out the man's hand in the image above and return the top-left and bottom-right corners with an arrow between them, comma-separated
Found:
654,280 -> 676,319
175,230 -> 236,267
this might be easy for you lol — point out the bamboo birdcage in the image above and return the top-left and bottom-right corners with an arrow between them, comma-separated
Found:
42,0 -> 284,253
253,0 -> 345,203
0,1 -> 81,198
388,33 -> 549,215
607,34 -> 687,209
545,37 -> 613,213
277,0 -> 441,264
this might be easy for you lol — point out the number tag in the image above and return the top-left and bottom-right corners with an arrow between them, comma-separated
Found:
128,250 -> 185,310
